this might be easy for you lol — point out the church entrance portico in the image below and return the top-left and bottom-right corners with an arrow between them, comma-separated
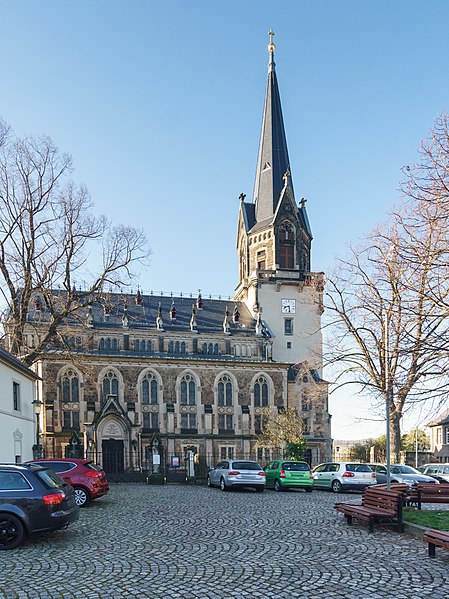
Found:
96,416 -> 129,475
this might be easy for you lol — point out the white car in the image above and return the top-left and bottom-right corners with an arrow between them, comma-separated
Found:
417,463 -> 449,484
207,460 -> 266,492
312,462 -> 376,493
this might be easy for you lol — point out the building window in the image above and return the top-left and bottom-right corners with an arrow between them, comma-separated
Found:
218,414 -> 233,431
303,418 -> 309,434
257,250 -> 266,270
220,446 -> 235,459
445,428 -> 449,445
279,222 -> 295,269
143,412 -> 159,431
13,382 -> 20,411
254,414 -> 262,434
61,370 -> 79,403
438,429 -> 443,444
284,319 -> 293,336
181,413 -> 197,430
63,410 -> 80,430
102,371 -> 119,401
142,373 -> 158,405
180,374 -> 196,406
218,375 -> 233,406
257,448 -> 271,463
254,376 -> 269,407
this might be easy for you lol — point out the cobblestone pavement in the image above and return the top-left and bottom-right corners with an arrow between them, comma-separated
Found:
1,483 -> 448,598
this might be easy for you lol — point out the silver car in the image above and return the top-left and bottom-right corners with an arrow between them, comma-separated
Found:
312,462 -> 376,493
417,463 -> 449,484
207,460 -> 266,492
370,463 -> 438,486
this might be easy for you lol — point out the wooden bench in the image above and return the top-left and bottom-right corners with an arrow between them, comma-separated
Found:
335,486 -> 405,533
408,483 -> 449,510
423,529 -> 449,557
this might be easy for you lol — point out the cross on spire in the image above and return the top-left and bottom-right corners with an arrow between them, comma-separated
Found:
268,29 -> 275,54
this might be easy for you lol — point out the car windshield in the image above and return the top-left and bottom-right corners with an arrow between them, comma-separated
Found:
36,469 -> 66,489
232,462 -> 262,470
346,464 -> 372,472
282,462 -> 309,471
392,465 -> 418,474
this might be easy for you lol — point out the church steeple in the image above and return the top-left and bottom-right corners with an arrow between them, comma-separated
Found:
253,30 -> 292,223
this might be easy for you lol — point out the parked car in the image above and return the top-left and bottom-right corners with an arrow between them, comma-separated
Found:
369,463 -> 438,486
26,459 -> 110,507
0,463 -> 79,550
312,462 -> 376,493
264,460 -> 314,492
207,460 -> 266,492
417,464 -> 449,484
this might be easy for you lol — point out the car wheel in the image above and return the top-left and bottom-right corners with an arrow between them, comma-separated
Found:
274,479 -> 282,492
305,487 -> 313,493
220,477 -> 227,492
0,514 -> 26,550
207,475 -> 212,488
331,480 -> 342,493
74,487 -> 91,507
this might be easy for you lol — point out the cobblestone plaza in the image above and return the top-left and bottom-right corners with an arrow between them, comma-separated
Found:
1,484 -> 448,598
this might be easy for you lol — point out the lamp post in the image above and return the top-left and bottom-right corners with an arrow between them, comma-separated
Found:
384,311 -> 391,491
32,399 -> 43,458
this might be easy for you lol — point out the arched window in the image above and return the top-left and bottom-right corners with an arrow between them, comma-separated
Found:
202,343 -> 207,354
105,338 -> 111,351
102,371 -> 119,401
168,341 -> 174,353
218,375 -> 233,406
180,374 -> 196,406
208,343 -> 213,355
246,345 -> 252,357
214,343 -> 219,355
147,340 -> 153,352
142,373 -> 158,405
254,376 -> 269,407
99,338 -> 105,351
234,345 -> 241,357
175,341 -> 180,354
61,370 -> 79,403
112,339 -> 118,351
181,342 -> 186,354
134,339 -> 140,352
279,222 -> 295,269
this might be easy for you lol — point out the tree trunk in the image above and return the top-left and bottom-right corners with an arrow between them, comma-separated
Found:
390,411 -> 402,463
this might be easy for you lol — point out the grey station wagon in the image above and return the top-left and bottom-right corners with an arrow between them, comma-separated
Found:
207,460 -> 266,492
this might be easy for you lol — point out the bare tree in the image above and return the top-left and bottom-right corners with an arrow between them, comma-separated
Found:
0,121 -> 150,364
326,114 -> 449,461
255,407 -> 305,458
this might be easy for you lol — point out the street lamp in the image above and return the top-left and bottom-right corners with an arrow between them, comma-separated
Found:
384,307 -> 391,491
32,398 -> 43,458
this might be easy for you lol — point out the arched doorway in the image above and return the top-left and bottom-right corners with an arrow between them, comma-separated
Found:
97,417 -> 127,474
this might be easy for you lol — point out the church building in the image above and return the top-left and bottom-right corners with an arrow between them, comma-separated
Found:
9,34 -> 332,475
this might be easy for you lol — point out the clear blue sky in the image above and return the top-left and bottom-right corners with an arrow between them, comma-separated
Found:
2,1 -> 449,439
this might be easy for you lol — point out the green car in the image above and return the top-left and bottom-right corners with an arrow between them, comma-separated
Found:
264,460 -> 314,492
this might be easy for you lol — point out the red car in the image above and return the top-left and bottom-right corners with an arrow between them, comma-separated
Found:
26,459 -> 109,507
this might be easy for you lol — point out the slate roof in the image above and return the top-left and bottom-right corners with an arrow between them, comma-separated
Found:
428,407 -> 449,427
0,346 -> 39,379
26,291 -> 256,335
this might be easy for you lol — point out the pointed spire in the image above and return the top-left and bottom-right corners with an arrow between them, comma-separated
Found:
156,302 -> 164,331
253,30 -> 293,222
190,304 -> 198,332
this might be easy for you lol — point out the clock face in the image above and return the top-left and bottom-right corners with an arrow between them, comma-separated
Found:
281,299 -> 296,314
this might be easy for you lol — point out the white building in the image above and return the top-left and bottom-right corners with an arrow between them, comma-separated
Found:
0,346 -> 39,463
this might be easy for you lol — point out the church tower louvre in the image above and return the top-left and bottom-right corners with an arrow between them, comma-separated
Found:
234,31 -> 324,369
